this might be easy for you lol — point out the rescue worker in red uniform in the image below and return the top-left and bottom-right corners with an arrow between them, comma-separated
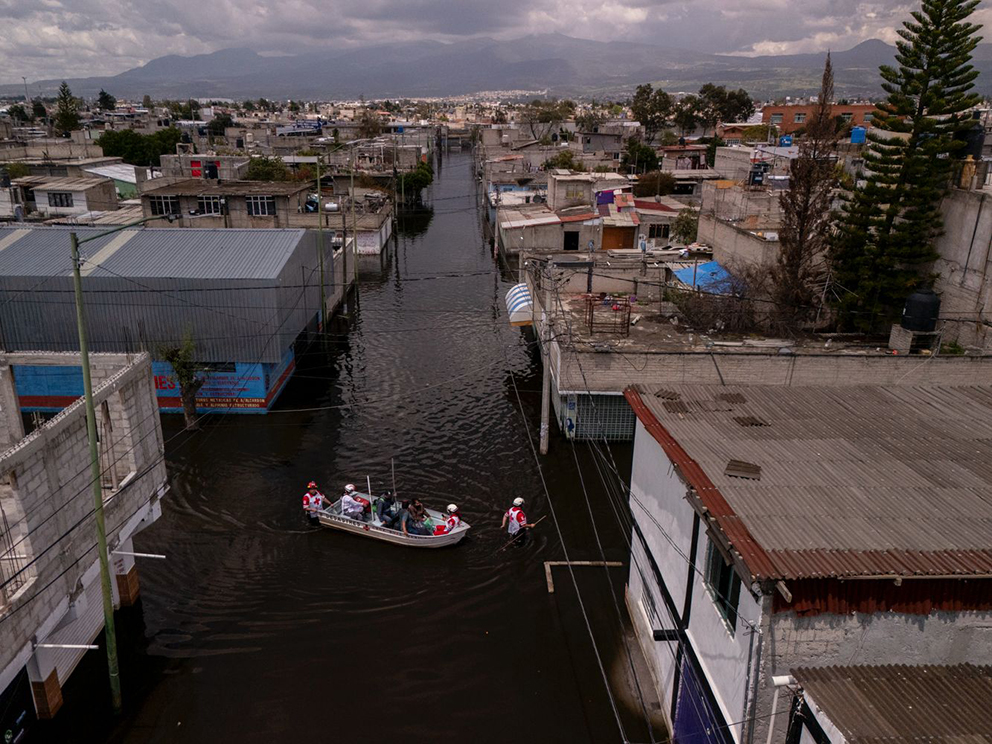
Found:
440,504 -> 462,534
501,497 -> 535,544
303,481 -> 328,524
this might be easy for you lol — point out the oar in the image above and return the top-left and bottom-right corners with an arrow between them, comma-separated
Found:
493,514 -> 548,556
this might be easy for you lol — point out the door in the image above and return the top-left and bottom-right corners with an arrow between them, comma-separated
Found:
602,226 -> 635,250
563,231 -> 579,251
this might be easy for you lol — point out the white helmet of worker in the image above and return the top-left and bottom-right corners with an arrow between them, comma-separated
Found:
513,497 -> 524,506
344,484 -> 356,493
447,504 -> 458,513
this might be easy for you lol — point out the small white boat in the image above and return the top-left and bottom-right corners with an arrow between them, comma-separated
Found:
317,492 -> 471,548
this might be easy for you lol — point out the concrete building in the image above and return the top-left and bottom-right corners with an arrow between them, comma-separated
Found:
158,154 -> 250,181
0,226 -> 352,413
0,352 -> 167,732
622,383 -> 992,744
786,664 -> 992,744
140,178 -> 311,228
762,104 -> 876,134
10,176 -> 119,218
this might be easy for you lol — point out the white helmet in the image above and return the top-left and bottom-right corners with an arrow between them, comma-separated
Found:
513,497 -> 524,507
447,504 -> 458,513
344,483 -> 356,493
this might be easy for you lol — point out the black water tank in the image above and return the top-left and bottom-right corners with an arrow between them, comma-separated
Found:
959,116 -> 985,160
901,289 -> 940,332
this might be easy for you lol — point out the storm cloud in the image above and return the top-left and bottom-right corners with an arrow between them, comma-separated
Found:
1,0 -> 988,85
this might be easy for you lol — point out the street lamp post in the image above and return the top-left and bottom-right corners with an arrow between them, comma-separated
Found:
69,214 -> 174,715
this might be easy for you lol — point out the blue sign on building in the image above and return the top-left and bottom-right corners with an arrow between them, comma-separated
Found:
779,135 -> 793,147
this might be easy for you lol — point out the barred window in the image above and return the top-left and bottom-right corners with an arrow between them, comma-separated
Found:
47,192 -> 74,208
648,223 -> 670,240
197,195 -> 223,215
149,195 -> 180,215
246,195 -> 276,216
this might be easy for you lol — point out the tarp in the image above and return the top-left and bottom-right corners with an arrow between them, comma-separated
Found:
673,260 -> 731,291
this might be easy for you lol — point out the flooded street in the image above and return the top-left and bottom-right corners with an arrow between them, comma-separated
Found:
41,150 -> 661,744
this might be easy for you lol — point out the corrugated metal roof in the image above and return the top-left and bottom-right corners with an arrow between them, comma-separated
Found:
0,226 -> 308,280
80,164 -> 139,183
13,176 -> 112,192
792,664 -> 992,743
626,384 -> 992,580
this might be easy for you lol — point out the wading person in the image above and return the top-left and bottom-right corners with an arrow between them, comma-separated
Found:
302,481 -> 327,525
501,497 -> 535,545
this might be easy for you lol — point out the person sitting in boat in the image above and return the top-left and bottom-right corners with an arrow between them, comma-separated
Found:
410,499 -> 431,534
376,490 -> 400,528
341,483 -> 367,521
302,481 -> 328,524
400,500 -> 429,536
436,504 -> 461,535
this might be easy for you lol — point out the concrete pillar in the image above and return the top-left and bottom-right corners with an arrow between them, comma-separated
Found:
0,363 -> 24,449
112,538 -> 139,608
26,655 -> 62,719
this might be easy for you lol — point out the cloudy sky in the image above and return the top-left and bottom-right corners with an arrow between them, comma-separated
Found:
0,0 -> 989,84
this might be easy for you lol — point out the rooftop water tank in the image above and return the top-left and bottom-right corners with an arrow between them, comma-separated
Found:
901,289 -> 940,332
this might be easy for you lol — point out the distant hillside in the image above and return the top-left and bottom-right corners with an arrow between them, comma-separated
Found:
4,35 -> 991,100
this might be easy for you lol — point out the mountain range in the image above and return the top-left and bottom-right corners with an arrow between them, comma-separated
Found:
5,33 -> 992,101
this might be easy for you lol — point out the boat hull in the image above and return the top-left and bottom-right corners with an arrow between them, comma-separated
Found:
316,502 -> 470,548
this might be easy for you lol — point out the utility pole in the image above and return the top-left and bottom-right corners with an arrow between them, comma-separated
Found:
350,146 -> 358,284
69,231 -> 122,715
539,266 -> 552,455
66,215 -> 171,716
21,77 -> 28,105
316,155 -> 325,328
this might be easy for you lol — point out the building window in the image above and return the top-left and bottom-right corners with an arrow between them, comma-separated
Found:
197,195 -> 223,215
704,539 -> 742,633
793,113 -> 806,124
149,195 -> 180,215
565,184 -> 583,199
863,113 -> 874,122
47,192 -> 74,208
841,113 -> 853,123
769,113 -> 783,124
648,223 -> 670,240
246,195 -> 276,216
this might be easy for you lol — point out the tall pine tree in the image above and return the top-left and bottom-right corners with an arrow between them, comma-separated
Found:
53,81 -> 80,135
829,0 -> 981,331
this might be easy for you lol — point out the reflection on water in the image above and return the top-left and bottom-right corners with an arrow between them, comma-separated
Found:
40,150 -> 664,744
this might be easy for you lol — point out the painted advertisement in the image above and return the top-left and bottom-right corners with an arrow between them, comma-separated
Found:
13,345 -> 296,415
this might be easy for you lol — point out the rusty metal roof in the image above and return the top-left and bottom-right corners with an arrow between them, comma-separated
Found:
792,664 -> 992,743
625,384 -> 992,580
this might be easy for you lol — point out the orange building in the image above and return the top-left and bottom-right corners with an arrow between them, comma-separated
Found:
761,103 -> 877,134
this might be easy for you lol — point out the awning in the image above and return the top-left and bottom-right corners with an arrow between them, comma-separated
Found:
505,283 -> 533,327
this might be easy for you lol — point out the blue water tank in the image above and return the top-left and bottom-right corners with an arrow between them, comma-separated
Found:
851,126 -> 867,144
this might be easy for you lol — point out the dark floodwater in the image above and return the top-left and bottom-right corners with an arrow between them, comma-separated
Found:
40,151 -> 663,744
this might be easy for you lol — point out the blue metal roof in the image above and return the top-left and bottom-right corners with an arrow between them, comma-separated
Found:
673,260 -> 732,292
0,226 -> 308,280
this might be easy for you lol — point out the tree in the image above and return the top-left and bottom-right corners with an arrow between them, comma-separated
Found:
32,100 -> 47,120
829,0 -> 982,332
207,113 -> 234,138
741,124 -> 775,144
576,109 -> 606,132
97,127 -> 182,166
622,139 -> 659,174
520,99 -> 575,140
397,161 -> 434,204
7,104 -> 30,122
245,155 -> 290,181
358,109 -> 383,139
543,149 -> 584,171
632,171 -> 676,197
242,99 -> 256,112
673,96 -> 700,136
772,54 -> 840,332
697,84 -> 755,134
142,94 -> 153,108
97,89 -> 116,111
288,100 -> 301,114
630,84 -> 673,143
672,208 -> 699,244
5,163 -> 30,179
54,81 -> 80,134
160,333 -> 204,430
